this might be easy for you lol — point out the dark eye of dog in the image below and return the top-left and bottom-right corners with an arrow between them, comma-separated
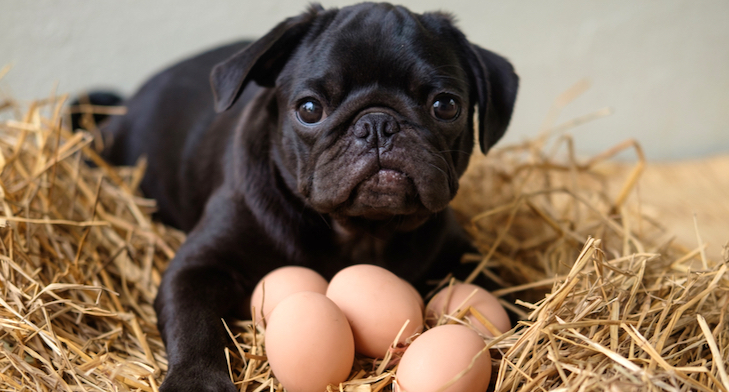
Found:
297,99 -> 325,124
432,95 -> 460,121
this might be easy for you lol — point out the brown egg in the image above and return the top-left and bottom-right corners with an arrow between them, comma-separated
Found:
326,264 -> 423,358
264,291 -> 355,392
402,278 -> 425,311
425,283 -> 510,337
249,266 -> 328,323
395,324 -> 491,392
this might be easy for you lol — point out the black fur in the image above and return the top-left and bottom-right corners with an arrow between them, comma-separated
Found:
90,3 -> 518,391
69,91 -> 123,132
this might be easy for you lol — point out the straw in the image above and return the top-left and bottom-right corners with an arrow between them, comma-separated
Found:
1,79 -> 727,391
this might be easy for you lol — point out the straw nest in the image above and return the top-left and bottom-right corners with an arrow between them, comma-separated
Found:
1,72 -> 727,392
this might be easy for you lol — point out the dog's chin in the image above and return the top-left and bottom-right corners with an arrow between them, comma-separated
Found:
331,212 -> 432,236
349,169 -> 417,214
329,169 -> 433,234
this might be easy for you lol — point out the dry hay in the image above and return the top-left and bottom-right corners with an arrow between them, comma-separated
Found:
0,73 -> 727,392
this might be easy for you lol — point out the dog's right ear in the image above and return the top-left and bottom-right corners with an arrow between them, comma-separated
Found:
211,4 -> 324,113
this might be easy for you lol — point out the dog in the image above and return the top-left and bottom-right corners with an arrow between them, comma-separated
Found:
83,3 -> 518,391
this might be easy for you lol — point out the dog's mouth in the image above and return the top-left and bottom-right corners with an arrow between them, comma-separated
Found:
302,123 -> 458,225
344,169 -> 419,219
327,168 -> 434,234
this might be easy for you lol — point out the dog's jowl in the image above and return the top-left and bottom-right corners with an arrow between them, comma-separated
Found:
92,3 -> 518,391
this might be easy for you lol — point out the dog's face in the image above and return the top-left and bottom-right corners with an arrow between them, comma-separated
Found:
277,5 -> 475,231
211,3 -> 518,233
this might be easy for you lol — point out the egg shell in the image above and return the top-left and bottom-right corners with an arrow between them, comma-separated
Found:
425,283 -> 510,337
264,291 -> 354,392
395,324 -> 491,392
402,278 -> 424,311
250,266 -> 328,322
326,264 -> 423,358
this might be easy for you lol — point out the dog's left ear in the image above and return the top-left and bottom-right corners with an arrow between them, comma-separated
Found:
211,4 -> 324,113
467,45 -> 519,154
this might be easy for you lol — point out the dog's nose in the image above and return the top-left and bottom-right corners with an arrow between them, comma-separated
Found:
352,112 -> 400,146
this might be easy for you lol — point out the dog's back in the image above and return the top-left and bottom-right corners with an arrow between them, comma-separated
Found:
87,41 -> 257,230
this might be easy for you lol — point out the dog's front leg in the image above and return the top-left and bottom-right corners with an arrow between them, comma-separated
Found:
155,266 -> 240,392
154,189 -> 261,392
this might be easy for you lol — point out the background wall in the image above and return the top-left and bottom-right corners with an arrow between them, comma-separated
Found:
1,0 -> 728,161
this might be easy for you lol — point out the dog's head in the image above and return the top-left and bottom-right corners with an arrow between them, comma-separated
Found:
211,2 -> 518,232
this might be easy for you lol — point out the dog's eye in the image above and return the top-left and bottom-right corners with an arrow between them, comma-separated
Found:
431,95 -> 460,121
297,99 -> 325,124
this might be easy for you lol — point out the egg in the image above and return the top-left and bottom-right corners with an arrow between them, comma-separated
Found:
395,324 -> 491,392
249,266 -> 328,322
326,264 -> 423,358
402,278 -> 425,311
425,283 -> 510,337
264,291 -> 354,392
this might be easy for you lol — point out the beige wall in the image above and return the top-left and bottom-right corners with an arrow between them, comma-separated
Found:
1,0 -> 727,160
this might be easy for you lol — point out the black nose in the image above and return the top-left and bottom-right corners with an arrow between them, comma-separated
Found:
352,112 -> 400,147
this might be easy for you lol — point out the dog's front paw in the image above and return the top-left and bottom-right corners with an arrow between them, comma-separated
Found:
159,369 -> 237,392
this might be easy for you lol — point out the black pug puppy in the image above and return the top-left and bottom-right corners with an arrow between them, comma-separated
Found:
88,2 -> 518,391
